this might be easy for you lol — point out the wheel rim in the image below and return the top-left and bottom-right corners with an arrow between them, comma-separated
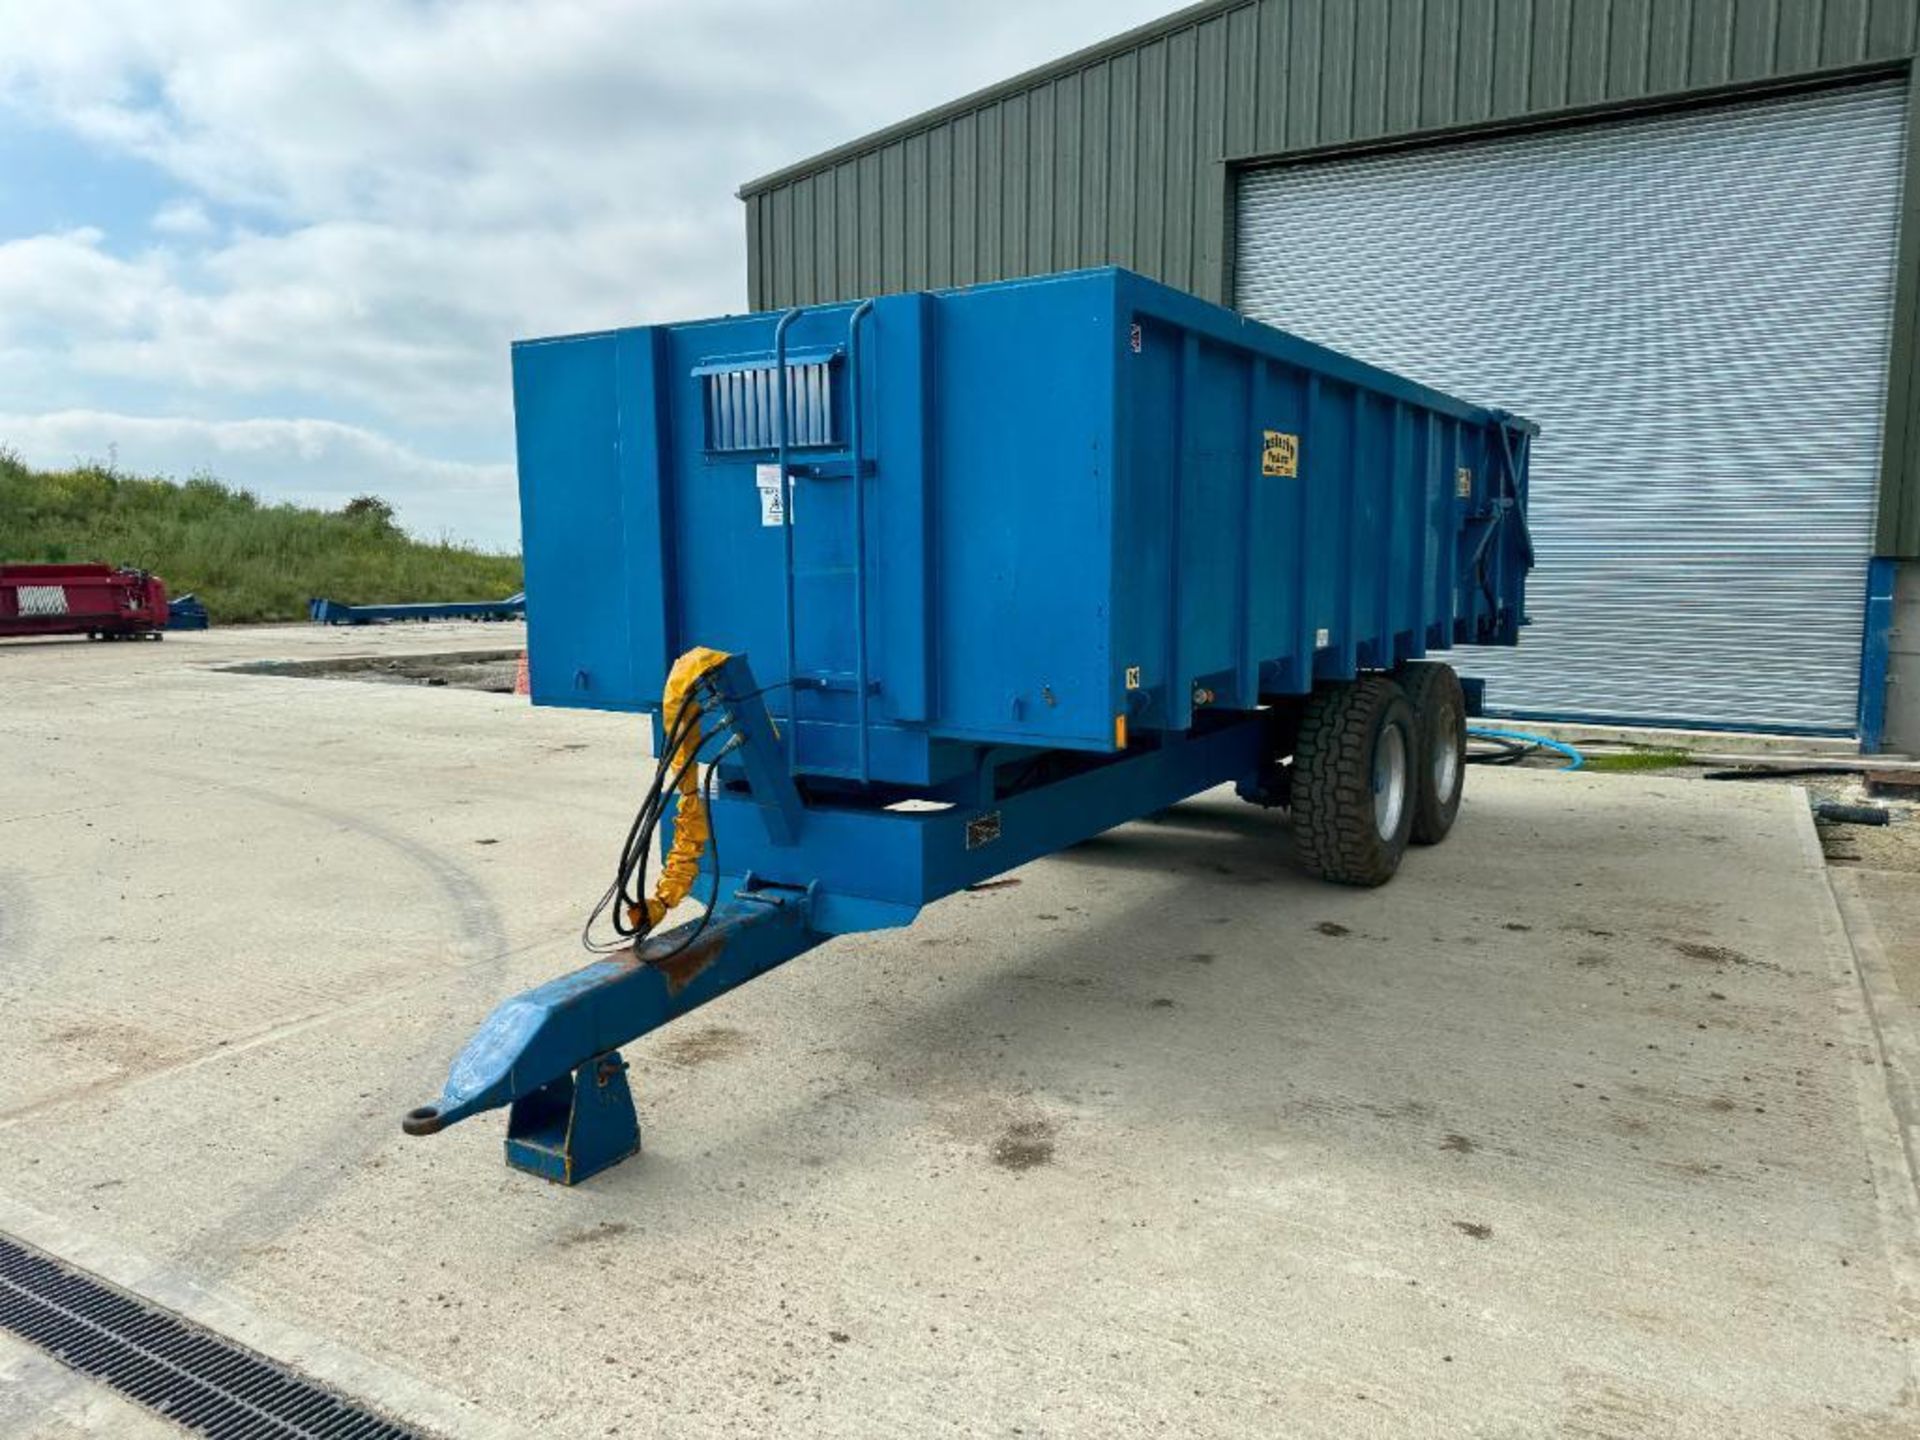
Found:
1373,721 -> 1408,840
1432,702 -> 1460,802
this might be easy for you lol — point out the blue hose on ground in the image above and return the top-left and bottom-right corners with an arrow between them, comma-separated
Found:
1466,725 -> 1585,771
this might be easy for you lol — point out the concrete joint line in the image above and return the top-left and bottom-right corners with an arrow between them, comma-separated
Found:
1831,868 -> 1920,1170
1804,799 -> 1920,1382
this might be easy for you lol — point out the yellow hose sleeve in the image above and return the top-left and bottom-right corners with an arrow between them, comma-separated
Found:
632,646 -> 732,931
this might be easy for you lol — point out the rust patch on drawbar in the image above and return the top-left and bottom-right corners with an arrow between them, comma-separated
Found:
641,930 -> 729,996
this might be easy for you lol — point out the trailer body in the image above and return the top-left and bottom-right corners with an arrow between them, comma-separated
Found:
409,268 -> 1535,1181
517,267 -> 1529,781
0,564 -> 168,640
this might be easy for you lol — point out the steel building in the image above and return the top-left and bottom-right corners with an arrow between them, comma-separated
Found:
738,0 -> 1920,750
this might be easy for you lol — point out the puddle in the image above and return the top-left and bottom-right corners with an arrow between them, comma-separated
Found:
220,650 -> 522,694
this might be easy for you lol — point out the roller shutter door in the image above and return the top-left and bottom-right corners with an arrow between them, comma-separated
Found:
1235,81 -> 1906,733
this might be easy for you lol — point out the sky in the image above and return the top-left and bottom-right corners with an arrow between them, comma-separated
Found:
0,0 -> 1172,550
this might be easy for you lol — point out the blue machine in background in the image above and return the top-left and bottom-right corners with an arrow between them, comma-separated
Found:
406,268 -> 1534,1183
308,592 -> 525,625
165,593 -> 209,630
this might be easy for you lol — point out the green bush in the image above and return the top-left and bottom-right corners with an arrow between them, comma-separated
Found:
0,454 -> 522,624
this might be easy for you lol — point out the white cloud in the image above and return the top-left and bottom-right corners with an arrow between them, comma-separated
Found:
151,199 -> 214,236
0,410 -> 517,549
0,218 -> 724,424
0,229 -> 166,339
0,0 -> 1174,545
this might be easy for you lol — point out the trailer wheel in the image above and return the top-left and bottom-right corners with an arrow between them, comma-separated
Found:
1397,661 -> 1466,846
1292,676 -> 1417,887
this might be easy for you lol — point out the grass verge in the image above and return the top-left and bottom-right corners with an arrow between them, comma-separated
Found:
1,453 -> 521,624
1583,749 -> 1695,773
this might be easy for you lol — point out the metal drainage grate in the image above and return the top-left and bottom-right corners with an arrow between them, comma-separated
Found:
0,1232 -> 424,1439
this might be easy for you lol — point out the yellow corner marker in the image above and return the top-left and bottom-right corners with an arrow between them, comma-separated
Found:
632,645 -> 732,932
1114,713 -> 1128,751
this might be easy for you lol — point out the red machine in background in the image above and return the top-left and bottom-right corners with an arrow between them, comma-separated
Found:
0,564 -> 169,640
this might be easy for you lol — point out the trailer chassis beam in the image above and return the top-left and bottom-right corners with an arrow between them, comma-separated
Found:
403,696 -> 1275,1183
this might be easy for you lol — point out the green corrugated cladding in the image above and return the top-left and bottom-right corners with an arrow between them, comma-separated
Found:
738,0 -> 1920,556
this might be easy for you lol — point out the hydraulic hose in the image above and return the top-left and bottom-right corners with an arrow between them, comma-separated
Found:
1465,725 -> 1584,771
635,646 -> 733,931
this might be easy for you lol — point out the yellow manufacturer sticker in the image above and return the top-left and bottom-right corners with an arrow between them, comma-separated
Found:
1262,430 -> 1299,478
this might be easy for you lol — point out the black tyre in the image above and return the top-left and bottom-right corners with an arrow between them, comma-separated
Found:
1397,661 -> 1466,846
1292,676 -> 1417,887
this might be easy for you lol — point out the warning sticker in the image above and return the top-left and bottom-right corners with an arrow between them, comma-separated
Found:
755,463 -> 789,527
1455,466 -> 1473,499
1262,430 -> 1299,478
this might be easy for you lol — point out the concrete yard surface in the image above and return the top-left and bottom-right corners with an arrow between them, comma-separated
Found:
1,624 -> 1916,1438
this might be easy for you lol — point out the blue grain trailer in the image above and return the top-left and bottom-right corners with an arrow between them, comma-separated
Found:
407,267 -> 1534,1182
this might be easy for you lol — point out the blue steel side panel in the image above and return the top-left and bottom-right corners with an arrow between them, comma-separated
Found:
616,329 -> 675,700
1180,337 -> 1256,700
1108,269 -> 1525,707
926,273 -> 1115,748
512,266 -> 1532,765
514,333 -> 648,710
870,293 -> 935,724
